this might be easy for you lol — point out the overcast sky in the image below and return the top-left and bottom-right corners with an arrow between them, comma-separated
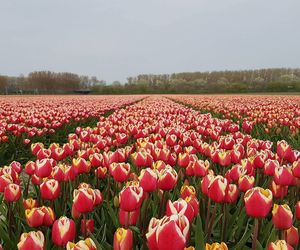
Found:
0,0 -> 299,83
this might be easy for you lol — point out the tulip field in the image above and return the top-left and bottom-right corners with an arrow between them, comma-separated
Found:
0,95 -> 300,250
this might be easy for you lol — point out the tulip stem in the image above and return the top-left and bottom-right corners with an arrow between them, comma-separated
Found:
107,176 -> 111,201
24,176 -> 31,198
221,203 -> 228,242
280,186 -> 285,201
252,218 -> 259,250
207,203 -> 217,243
296,180 -> 300,204
125,211 -> 130,229
255,169 -> 261,187
205,198 -> 211,233
159,191 -> 167,217
83,213 -> 87,238
280,229 -> 285,240
64,182 -> 68,214
141,194 -> 150,233
7,202 -> 12,238
96,177 -> 99,189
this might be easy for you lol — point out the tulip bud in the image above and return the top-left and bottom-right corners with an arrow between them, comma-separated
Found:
31,143 -> 44,155
17,231 -> 45,250
166,134 -> 177,146
178,153 -> 191,168
35,159 -> 53,178
274,165 -> 294,186
292,160 -> 300,178
166,199 -> 195,222
116,133 -> 128,144
244,187 -> 273,218
40,179 -> 60,200
23,198 -> 39,210
95,166 -> 107,179
268,240 -> 293,250
1,166 -> 18,183
208,175 -> 228,203
139,168 -> 158,192
25,207 -> 45,227
270,181 -> 288,199
41,206 -> 55,226
253,152 -> 268,169
272,204 -> 293,230
119,209 -> 140,226
224,184 -> 239,203
72,158 -> 91,174
185,196 -> 199,218
242,120 -> 253,133
53,164 -> 76,182
119,185 -> 143,212
93,189 -> 103,206
193,160 -> 210,177
146,217 -> 160,250
73,188 -> 95,213
205,242 -> 228,250
10,161 -> 22,174
201,174 -> 214,196
152,160 -> 166,171
218,150 -> 231,167
146,215 -> 189,250
180,185 -> 196,199
264,159 -> 279,176
51,148 -> 66,161
25,161 -> 36,176
0,174 -> 13,192
110,162 -> 131,183
131,151 -> 148,167
4,183 -> 21,202
66,238 -> 97,250
52,216 -> 76,246
89,153 -> 103,168
81,219 -> 94,235
277,140 -> 292,160
157,165 -> 178,191
285,226 -> 299,247
238,175 -> 255,192
113,228 -> 133,250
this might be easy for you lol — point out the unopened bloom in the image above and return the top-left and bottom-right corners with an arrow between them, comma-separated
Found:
268,240 -> 293,250
205,242 -> 228,250
272,204 -> 293,230
52,216 -> 76,246
17,231 -> 45,250
66,238 -> 97,250
113,228 -> 133,250
244,187 -> 273,218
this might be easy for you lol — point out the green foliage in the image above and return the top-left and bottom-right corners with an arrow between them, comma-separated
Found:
2,68 -> 300,94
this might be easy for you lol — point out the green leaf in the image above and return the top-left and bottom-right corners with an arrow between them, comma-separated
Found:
260,220 -> 273,246
265,227 -> 277,247
105,201 -> 119,228
130,226 -> 141,235
89,233 -> 105,250
195,215 -> 205,250
256,240 -> 263,250
232,221 -> 252,250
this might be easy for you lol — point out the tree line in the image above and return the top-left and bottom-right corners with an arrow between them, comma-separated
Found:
0,71 -> 106,94
1,68 -> 300,94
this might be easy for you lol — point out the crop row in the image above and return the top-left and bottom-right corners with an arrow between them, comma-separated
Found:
0,96 -> 299,249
